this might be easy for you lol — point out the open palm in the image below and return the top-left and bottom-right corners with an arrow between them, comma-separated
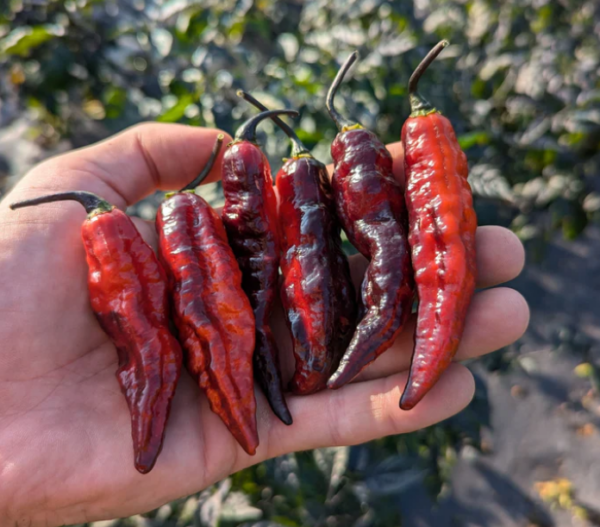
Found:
0,124 -> 529,526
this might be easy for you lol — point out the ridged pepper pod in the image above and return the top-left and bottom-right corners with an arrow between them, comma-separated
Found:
155,135 -> 259,455
238,91 -> 356,395
222,109 -> 299,425
10,192 -> 183,474
400,41 -> 478,410
326,52 -> 415,389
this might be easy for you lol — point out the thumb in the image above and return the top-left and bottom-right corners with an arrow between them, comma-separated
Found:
5,123 -> 231,211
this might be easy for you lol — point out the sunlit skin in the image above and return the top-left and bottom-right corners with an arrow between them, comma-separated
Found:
277,155 -> 356,394
222,112 -> 295,426
0,123 -> 528,526
157,192 -> 258,455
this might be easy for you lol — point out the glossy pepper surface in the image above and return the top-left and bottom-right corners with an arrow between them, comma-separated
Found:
238,91 -> 356,395
400,41 -> 477,410
10,191 -> 182,474
222,110 -> 298,425
326,52 -> 414,390
156,135 -> 259,454
222,109 -> 298,425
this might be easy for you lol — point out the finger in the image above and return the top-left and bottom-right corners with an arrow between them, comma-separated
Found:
249,363 -> 474,465
355,287 -> 529,382
348,224 -> 524,296
325,140 -> 405,186
476,226 -> 525,288
131,217 -> 158,251
387,141 -> 405,186
8,124 -> 232,210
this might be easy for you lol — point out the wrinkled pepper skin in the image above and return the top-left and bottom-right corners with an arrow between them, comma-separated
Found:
221,141 -> 290,423
221,110 -> 298,425
400,41 -> 477,411
277,155 -> 356,394
85,209 -> 182,473
157,192 -> 259,455
156,135 -> 258,453
326,129 -> 414,388
87,210 -> 181,474
325,52 -> 414,389
10,192 -> 183,474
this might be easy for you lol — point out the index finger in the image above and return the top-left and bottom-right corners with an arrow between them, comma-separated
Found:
8,124 -> 231,211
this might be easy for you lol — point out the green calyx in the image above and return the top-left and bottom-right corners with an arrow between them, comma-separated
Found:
283,152 -> 314,163
164,189 -> 196,199
341,123 -> 364,133
409,93 -> 439,118
87,202 -> 115,218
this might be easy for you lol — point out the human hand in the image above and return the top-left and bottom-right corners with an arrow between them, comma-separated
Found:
0,124 -> 528,526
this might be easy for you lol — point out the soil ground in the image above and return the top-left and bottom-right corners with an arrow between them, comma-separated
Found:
398,227 -> 600,526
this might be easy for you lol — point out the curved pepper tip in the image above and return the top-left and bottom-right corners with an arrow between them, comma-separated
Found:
232,419 -> 260,456
326,353 -> 364,390
326,368 -> 355,391
241,438 -> 259,456
273,405 -> 293,426
134,450 -> 159,474
399,381 -> 427,411
398,394 -> 418,411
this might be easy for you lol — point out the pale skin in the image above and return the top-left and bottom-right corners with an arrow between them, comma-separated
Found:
0,124 -> 529,526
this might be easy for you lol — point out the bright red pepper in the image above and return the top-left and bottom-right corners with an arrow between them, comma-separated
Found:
400,41 -> 478,410
222,109 -> 298,425
237,91 -> 357,395
10,191 -> 183,473
326,52 -> 415,389
156,135 -> 259,454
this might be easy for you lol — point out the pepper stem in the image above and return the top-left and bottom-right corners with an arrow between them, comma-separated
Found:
10,191 -> 114,217
237,90 -> 309,158
234,109 -> 299,144
326,51 -> 361,131
408,40 -> 449,116
180,134 -> 224,191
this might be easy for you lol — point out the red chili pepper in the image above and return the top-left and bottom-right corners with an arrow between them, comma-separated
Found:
222,109 -> 298,425
326,52 -> 414,390
10,192 -> 182,474
400,41 -> 477,410
156,135 -> 259,454
237,91 -> 357,395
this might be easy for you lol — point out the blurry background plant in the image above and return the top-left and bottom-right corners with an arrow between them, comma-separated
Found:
1,0 -> 599,525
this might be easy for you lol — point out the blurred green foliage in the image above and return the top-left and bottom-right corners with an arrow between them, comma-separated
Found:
1,0 -> 599,244
1,0 -> 599,525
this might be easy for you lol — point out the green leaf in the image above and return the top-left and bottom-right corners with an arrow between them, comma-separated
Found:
458,131 -> 491,150
0,24 -> 63,56
271,516 -> 301,527
562,205 -> 588,240
103,87 -> 127,119
389,84 -> 406,97
157,93 -> 194,123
